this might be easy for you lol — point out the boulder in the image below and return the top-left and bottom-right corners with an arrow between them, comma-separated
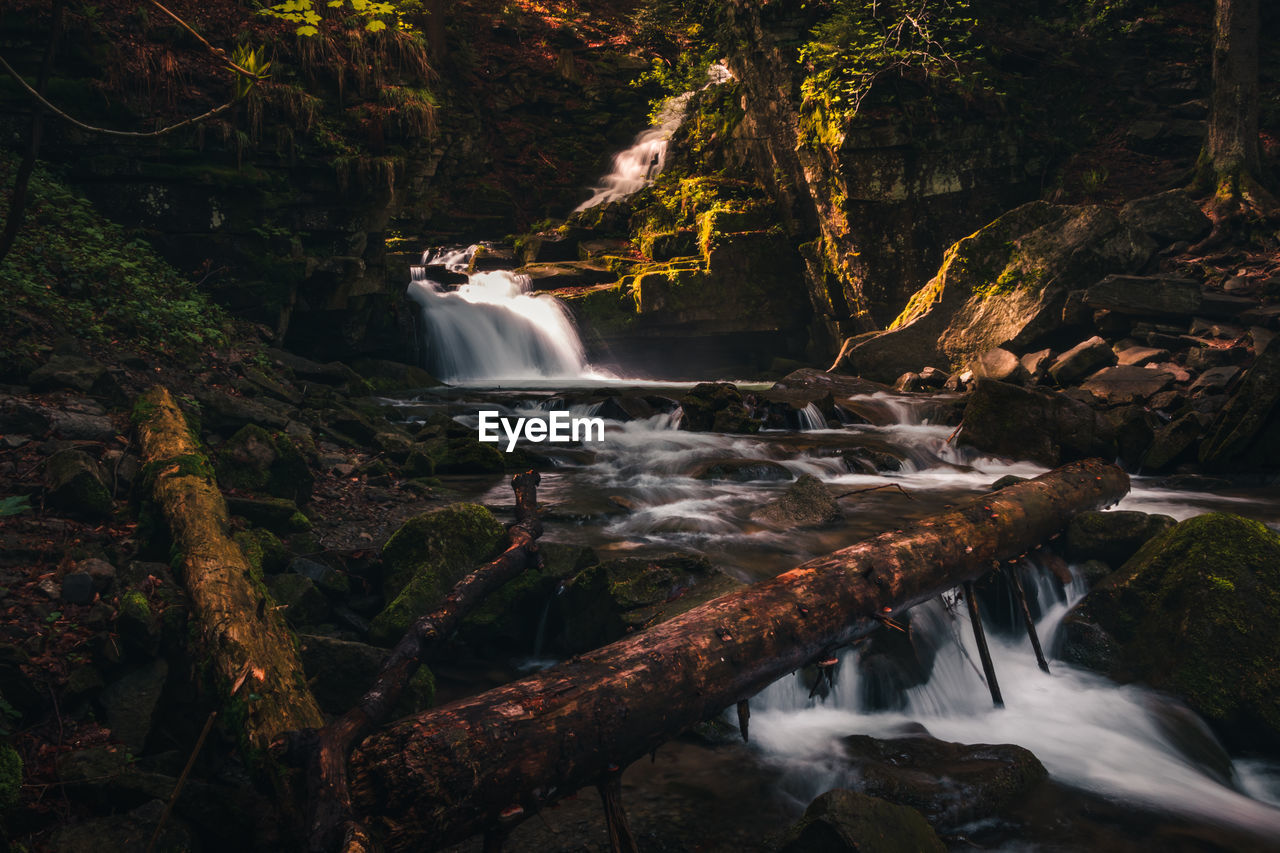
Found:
49,410 -> 116,441
1189,365 -> 1240,396
842,202 -> 1154,381
1115,345 -> 1171,366
266,574 -> 330,627
1199,337 -> 1280,469
1078,365 -> 1175,406
751,474 -> 841,526
298,633 -> 428,714
778,789 -> 945,853
215,424 -> 314,503
688,458 -> 794,482
225,495 -> 310,533
351,358 -> 440,393
1065,510 -> 1176,566
678,382 -> 761,434
958,380 -> 1116,466
969,347 -> 1029,384
28,354 -> 107,394
1118,188 -> 1212,245
196,389 -> 291,433
420,436 -> 505,475
1061,513 -> 1280,747
1083,275 -> 1202,317
840,731 -> 1048,829
371,504 -> 506,645
1048,336 -> 1117,386
550,554 -> 740,654
44,449 -> 112,518
1019,348 -> 1053,383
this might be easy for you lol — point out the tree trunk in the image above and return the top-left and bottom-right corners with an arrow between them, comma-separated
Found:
1206,0 -> 1260,178
134,387 -> 325,753
345,459 -> 1129,851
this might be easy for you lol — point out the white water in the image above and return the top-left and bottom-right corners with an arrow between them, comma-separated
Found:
408,246 -> 596,383
748,569 -> 1280,841
574,63 -> 734,212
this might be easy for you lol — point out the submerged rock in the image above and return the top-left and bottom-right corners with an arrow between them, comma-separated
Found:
1062,512 -> 1280,748
751,474 -> 841,527
689,458 -> 794,482
678,382 -> 761,434
778,789 -> 945,853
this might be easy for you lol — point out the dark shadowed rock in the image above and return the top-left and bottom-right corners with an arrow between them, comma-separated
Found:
840,731 -> 1048,829
98,659 -> 167,752
1065,510 -> 1176,566
1118,188 -> 1211,245
689,458 -> 794,482
778,789 -> 945,853
1084,275 -> 1202,317
678,382 -> 761,434
1199,337 -> 1280,469
1116,345 -> 1171,366
28,355 -> 106,394
958,380 -> 1116,466
1020,348 -> 1053,382
44,449 -> 112,518
1079,365 -> 1175,406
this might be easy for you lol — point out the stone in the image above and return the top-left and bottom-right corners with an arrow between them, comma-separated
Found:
44,449 -> 112,518
1062,513 -> 1280,748
688,458 -> 794,482
843,202 -> 1155,381
777,789 -> 945,853
1189,365 -> 1240,396
351,358 -> 440,393
1048,336 -> 1117,386
1116,345 -> 1170,367
677,382 -> 761,434
60,573 -> 95,605
27,354 -> 106,394
77,558 -> 116,591
0,396 -> 51,435
1189,317 -> 1245,339
595,395 -> 654,422
298,633 -> 392,714
49,410 -> 116,441
267,348 -> 368,390
214,425 -> 314,504
1199,337 -> 1280,469
1118,188 -> 1211,245
1143,412 -> 1210,471
751,474 -> 840,526
289,557 -> 350,595
958,380 -> 1116,467
969,348 -> 1029,384
196,389 -> 291,433
1083,275 -> 1202,317
1186,345 -> 1247,371
420,436 -> 505,475
893,372 -> 923,392
99,659 -> 168,752
840,731 -> 1048,829
1019,348 -> 1053,382
1065,510 -> 1176,566
1078,365 -> 1174,406
918,366 -> 948,387
842,446 -> 904,474
1148,361 -> 1192,383
48,799 -> 196,853
371,504 -> 506,645
266,574 -> 330,627
225,495 -> 310,533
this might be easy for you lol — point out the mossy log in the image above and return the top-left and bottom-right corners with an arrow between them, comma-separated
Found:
133,386 -> 324,753
344,459 -> 1129,851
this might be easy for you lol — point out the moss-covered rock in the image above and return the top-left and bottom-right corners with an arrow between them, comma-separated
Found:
1062,513 -> 1280,747
232,527 -> 289,575
214,424 -> 314,504
420,436 -> 505,475
224,495 -> 311,533
266,573 -> 330,627
1064,510 -> 1176,567
778,789 -> 945,853
678,382 -> 760,434
370,504 -> 505,645
44,449 -> 113,518
751,473 -> 841,527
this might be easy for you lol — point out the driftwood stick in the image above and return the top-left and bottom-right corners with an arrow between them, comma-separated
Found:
1005,564 -> 1050,674
596,770 -> 640,853
736,699 -> 750,743
289,471 -> 544,853
963,580 -> 1004,707
346,460 -> 1128,850
834,483 -> 915,500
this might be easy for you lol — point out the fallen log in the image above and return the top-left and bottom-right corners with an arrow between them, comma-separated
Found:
133,386 -> 324,752
289,472 -> 545,853
345,459 -> 1129,851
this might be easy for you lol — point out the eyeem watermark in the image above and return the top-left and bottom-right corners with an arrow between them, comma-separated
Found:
477,411 -> 605,452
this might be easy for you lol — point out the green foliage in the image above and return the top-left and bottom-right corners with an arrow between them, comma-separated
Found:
0,496 -> 31,518
0,151 -> 230,357
797,0 -> 1001,143
232,44 -> 273,98
259,0 -> 413,36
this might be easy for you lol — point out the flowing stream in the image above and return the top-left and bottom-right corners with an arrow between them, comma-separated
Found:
403,80 -> 1280,849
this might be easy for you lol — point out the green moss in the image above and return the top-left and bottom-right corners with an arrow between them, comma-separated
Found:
0,742 -> 21,810
1084,513 -> 1280,740
233,528 -> 288,576
119,590 -> 152,624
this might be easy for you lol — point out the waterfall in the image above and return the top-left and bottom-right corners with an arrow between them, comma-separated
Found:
408,247 -> 591,383
574,62 -> 735,212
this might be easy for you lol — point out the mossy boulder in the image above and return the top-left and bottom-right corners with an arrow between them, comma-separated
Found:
232,527 -> 289,575
44,449 -> 113,518
351,358 -> 440,393
225,495 -> 311,534
1062,513 -> 1280,748
550,554 -> 742,654
458,568 -> 559,655
1064,510 -> 1176,567
751,473 -> 841,527
371,504 -> 505,645
266,574 -> 330,627
778,789 -> 945,853
214,424 -> 314,503
420,436 -> 505,475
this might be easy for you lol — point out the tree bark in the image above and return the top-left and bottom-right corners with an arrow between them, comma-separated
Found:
1206,0 -> 1260,178
344,459 -> 1129,851
134,387 -> 325,752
